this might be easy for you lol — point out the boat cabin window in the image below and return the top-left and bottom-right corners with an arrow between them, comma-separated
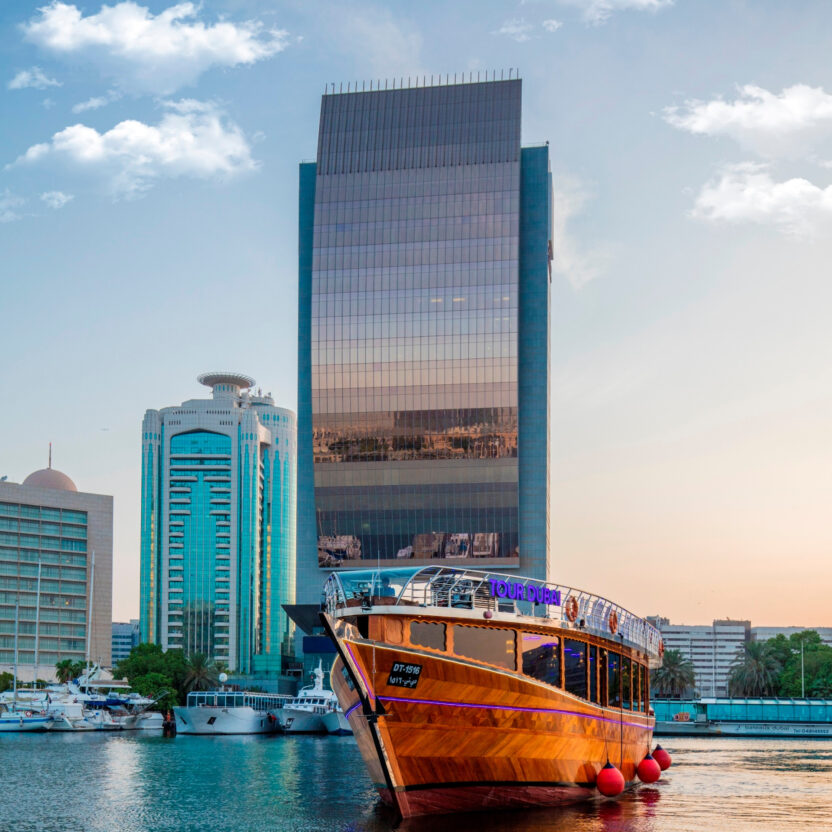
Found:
641,663 -> 648,712
621,658 -> 632,710
564,639 -> 588,700
589,645 -> 598,703
521,633 -> 560,688
453,624 -> 516,670
410,620 -> 446,651
607,651 -> 622,708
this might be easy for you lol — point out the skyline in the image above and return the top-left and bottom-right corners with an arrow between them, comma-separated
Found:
2,0 -> 831,627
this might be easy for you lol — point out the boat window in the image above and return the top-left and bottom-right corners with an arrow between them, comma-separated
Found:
410,620 -> 446,651
621,658 -> 632,710
589,645 -> 598,703
521,633 -> 560,688
607,652 -> 622,709
453,625 -> 516,670
641,663 -> 648,712
564,639 -> 588,700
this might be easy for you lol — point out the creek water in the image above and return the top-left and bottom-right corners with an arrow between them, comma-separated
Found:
1,733 -> 830,831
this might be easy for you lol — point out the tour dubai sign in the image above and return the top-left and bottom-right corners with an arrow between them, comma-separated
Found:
488,578 -> 562,606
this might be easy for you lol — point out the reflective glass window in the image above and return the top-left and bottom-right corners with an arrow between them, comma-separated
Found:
521,632 -> 560,688
607,651 -> 622,709
564,639 -> 588,700
410,620 -> 445,651
453,624 -> 515,670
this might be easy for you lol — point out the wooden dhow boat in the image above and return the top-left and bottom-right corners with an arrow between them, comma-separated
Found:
321,566 -> 664,818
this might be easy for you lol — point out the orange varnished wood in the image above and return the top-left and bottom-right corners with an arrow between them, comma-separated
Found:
328,613 -> 655,818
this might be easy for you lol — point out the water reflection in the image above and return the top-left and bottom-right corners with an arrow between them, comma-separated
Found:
0,735 -> 830,832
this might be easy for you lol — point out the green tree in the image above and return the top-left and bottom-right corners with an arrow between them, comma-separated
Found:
114,643 -> 188,706
183,653 -> 220,693
772,632 -> 832,697
54,659 -> 85,683
0,671 -> 14,693
129,672 -> 178,711
728,641 -> 781,696
651,649 -> 696,698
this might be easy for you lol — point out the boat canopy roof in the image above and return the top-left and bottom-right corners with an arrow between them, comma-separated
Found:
323,566 -> 662,660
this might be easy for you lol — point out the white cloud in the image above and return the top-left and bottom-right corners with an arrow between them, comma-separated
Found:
41,190 -> 74,209
0,190 -> 26,223
72,90 -> 123,113
664,84 -> 832,158
22,1 -> 289,95
558,0 -> 673,25
542,19 -> 564,32
495,18 -> 534,42
552,175 -> 609,288
692,163 -> 832,237
13,100 -> 257,199
8,66 -> 61,90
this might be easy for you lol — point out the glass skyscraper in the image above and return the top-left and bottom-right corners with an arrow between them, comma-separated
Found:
140,373 -> 296,674
296,78 -> 551,603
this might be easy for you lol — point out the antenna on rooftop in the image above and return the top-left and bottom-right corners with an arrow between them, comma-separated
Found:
48,442 -> 52,469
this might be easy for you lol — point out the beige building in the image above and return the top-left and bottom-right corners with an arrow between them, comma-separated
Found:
0,461 -> 112,682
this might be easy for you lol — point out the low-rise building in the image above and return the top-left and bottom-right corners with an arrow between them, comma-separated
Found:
111,619 -> 140,664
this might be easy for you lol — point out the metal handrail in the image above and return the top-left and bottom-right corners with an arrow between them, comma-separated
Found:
323,566 -> 662,660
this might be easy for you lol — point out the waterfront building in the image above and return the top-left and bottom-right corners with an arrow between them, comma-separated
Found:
0,460 -> 112,682
111,619 -> 140,664
140,373 -> 297,674
296,76 -> 553,604
751,626 -> 832,648
648,617 -> 750,697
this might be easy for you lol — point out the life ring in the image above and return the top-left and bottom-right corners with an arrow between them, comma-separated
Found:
608,611 -> 619,635
25,711 -> 32,717
565,597 -> 579,623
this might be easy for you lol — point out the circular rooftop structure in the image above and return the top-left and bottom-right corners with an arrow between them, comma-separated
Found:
197,372 -> 255,390
23,467 -> 78,492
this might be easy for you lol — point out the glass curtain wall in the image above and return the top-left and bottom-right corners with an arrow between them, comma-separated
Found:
311,80 -> 522,566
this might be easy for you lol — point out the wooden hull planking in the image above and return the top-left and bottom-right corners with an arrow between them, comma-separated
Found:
330,629 -> 654,818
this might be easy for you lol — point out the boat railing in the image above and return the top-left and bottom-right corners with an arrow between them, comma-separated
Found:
323,565 -> 662,659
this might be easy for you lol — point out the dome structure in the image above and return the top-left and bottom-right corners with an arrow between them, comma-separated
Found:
23,467 -> 78,492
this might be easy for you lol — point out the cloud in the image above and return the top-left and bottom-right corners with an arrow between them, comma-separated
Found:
664,84 -> 832,158
0,190 -> 25,223
22,1 -> 289,95
73,90 -> 122,113
41,190 -> 74,209
335,11 -> 422,77
495,19 -> 534,42
8,66 -> 61,90
691,163 -> 832,237
542,19 -> 564,32
13,100 -> 257,199
552,175 -> 609,288
558,0 -> 673,25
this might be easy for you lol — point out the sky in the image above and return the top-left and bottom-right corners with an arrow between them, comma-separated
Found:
1,0 -> 831,627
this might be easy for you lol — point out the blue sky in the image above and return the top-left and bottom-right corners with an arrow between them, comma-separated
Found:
2,0 -> 831,625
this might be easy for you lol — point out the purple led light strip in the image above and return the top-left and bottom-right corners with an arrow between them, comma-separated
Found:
378,695 -> 648,730
344,702 -> 361,720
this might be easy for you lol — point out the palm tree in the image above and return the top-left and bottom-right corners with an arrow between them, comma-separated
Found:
651,649 -> 696,698
55,659 -> 77,684
183,653 -> 220,693
728,641 -> 781,696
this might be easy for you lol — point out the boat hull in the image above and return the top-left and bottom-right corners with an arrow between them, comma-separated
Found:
321,709 -> 353,735
330,637 -> 653,818
0,715 -> 54,732
173,706 -> 280,735
276,708 -> 326,734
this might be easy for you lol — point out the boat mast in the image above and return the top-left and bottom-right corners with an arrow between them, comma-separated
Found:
13,601 -> 19,709
85,550 -> 95,684
33,560 -> 42,688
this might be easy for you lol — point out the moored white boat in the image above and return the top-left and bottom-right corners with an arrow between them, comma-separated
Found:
0,704 -> 54,732
321,707 -> 352,735
276,661 -> 346,734
174,691 -> 291,735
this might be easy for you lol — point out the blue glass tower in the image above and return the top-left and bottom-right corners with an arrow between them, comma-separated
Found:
297,78 -> 551,604
140,373 -> 296,674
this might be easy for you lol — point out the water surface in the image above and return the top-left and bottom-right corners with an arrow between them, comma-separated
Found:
1,733 -> 830,832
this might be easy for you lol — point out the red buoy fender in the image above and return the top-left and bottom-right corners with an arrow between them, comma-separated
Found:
653,745 -> 672,770
637,753 -> 662,783
596,761 -> 625,797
